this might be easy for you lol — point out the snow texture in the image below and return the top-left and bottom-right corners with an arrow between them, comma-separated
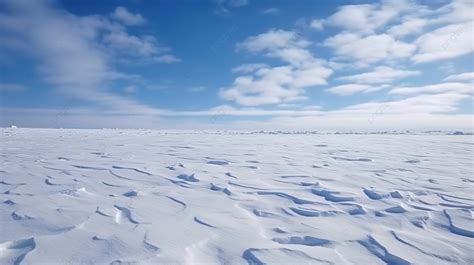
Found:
0,128 -> 473,264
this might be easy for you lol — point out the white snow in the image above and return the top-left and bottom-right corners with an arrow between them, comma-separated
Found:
0,128 -> 473,264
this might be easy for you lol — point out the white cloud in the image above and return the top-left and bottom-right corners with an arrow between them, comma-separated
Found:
237,29 -> 313,65
327,4 -> 375,32
432,0 -> 473,24
215,0 -> 249,15
251,88 -> 472,130
276,103 -> 299,108
291,62 -> 332,88
412,21 -> 474,63
103,32 -> 161,57
342,92 -> 470,114
232,63 -> 268,73
220,63 -> 332,106
324,0 -> 417,34
261,113 -> 472,131
310,19 -> 324,31
387,18 -> 427,37
389,82 -> 473,95
324,33 -> 415,64
111,6 -> 145,26
317,0 -> 474,67
197,104 -> 323,116
443,72 -> 474,82
258,90 -> 472,130
221,29 -> 333,106
222,68 -> 331,106
262,8 -> 279,15
338,66 -> 420,84
327,84 -> 388,96
92,18 -> 179,63
220,66 -> 304,106
152,54 -> 181,63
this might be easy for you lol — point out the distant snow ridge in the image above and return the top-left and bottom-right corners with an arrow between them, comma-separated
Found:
0,128 -> 472,264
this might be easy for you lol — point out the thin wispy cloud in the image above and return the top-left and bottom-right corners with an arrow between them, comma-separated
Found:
327,84 -> 389,96
214,0 -> 249,15
262,8 -> 279,15
0,83 -> 26,92
337,66 -> 420,84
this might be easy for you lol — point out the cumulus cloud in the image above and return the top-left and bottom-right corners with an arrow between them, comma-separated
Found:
220,66 -> 307,106
412,21 -> 474,63
403,0 -> 474,63
221,30 -> 332,106
318,0 -> 472,65
220,63 -> 332,105
323,0 -> 418,34
323,33 -> 415,64
432,0 -> 473,24
237,29 -> 313,65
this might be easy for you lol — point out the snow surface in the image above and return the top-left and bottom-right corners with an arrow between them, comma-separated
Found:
0,128 -> 473,264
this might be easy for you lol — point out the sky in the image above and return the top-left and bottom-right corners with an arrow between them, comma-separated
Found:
0,0 -> 473,130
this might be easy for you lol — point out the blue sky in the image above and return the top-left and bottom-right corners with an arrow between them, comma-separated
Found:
0,0 -> 473,130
